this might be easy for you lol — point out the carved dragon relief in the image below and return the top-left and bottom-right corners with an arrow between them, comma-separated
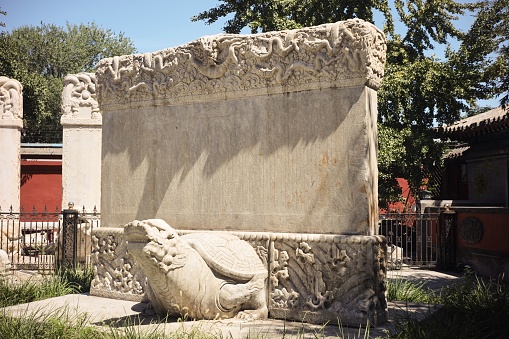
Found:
61,73 -> 101,120
96,19 -> 386,109
90,231 -> 145,297
0,76 -> 23,120
269,236 -> 386,321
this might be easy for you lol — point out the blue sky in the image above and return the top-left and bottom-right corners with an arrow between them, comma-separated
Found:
1,0 -> 233,53
2,0 -> 470,54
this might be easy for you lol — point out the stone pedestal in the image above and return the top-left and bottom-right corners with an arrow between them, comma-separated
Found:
91,227 -> 388,325
0,77 -> 23,212
60,73 -> 102,212
92,19 -> 388,326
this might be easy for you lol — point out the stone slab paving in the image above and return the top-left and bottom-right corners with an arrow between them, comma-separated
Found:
1,268 -> 460,338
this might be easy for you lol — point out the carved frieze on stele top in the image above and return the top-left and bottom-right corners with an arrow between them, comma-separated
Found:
96,19 -> 386,110
0,76 -> 23,120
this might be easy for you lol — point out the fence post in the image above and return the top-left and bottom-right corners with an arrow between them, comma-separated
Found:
59,202 -> 78,269
438,205 -> 457,270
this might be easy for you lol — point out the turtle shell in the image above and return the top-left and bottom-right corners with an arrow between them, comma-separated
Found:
181,233 -> 266,282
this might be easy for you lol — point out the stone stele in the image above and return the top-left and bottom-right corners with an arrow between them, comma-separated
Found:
91,19 -> 388,326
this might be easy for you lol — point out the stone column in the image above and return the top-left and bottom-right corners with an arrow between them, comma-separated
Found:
60,73 -> 102,213
0,77 -> 23,212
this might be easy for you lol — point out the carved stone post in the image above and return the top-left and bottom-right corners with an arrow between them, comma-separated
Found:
438,206 -> 457,270
0,77 -> 23,212
60,73 -> 102,213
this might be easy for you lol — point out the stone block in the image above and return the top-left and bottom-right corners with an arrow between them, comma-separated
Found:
91,227 -> 388,325
96,19 -> 385,236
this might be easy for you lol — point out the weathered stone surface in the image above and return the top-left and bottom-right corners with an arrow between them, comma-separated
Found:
96,19 -> 385,110
92,19 -> 388,326
0,249 -> 11,274
0,76 -> 23,120
60,73 -> 102,212
90,227 -> 146,302
266,233 -> 387,325
124,219 -> 268,320
91,227 -> 388,325
0,76 -> 23,213
98,19 -> 384,236
0,219 -> 22,254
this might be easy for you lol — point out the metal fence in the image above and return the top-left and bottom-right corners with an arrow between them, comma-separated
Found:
1,205 -> 442,272
0,206 -> 99,273
379,212 -> 441,269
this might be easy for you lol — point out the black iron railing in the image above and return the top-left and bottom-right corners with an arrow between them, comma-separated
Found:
0,205 -> 99,273
379,212 -> 441,269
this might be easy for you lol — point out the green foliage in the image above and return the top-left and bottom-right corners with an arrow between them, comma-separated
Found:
389,273 -> 509,339
55,264 -> 94,293
0,274 -> 76,308
0,6 -> 5,28
0,309 -> 98,339
0,22 -> 136,143
192,0 -> 393,35
386,278 -> 437,303
476,0 -> 509,109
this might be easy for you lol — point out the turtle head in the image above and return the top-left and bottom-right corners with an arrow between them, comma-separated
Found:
124,219 -> 188,274
124,219 -> 178,244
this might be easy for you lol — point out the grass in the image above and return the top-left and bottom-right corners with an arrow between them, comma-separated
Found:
386,278 -> 437,304
54,264 -> 94,293
1,267 -> 508,338
387,272 -> 509,339
0,308 -> 99,339
0,265 -> 94,308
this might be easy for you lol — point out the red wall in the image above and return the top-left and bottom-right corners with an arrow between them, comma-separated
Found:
456,210 -> 509,254
382,178 -> 417,213
20,160 -> 62,213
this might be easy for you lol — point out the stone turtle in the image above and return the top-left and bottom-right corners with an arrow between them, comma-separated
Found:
124,219 -> 268,320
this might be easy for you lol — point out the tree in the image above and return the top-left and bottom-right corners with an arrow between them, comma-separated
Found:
472,0 -> 509,109
0,22 -> 136,142
193,0 -> 394,34
193,0 -> 499,207
0,6 -> 5,28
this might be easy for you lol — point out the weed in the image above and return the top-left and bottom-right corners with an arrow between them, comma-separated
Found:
389,273 -> 509,339
386,278 -> 436,303
55,264 -> 94,293
0,274 -> 75,308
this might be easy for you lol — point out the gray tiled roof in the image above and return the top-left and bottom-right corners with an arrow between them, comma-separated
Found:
438,107 -> 509,140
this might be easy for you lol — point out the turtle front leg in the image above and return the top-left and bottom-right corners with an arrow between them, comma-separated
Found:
218,273 -> 268,321
235,284 -> 268,320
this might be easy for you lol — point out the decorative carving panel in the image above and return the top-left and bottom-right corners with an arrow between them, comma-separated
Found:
61,73 -> 101,122
268,234 -> 387,325
0,76 -> 23,120
90,228 -> 146,301
96,19 -> 386,110
91,228 -> 388,325
460,217 -> 483,244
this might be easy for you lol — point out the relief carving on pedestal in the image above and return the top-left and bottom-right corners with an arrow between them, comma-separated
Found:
90,229 -> 145,298
269,234 -> 387,324
96,19 -> 386,109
